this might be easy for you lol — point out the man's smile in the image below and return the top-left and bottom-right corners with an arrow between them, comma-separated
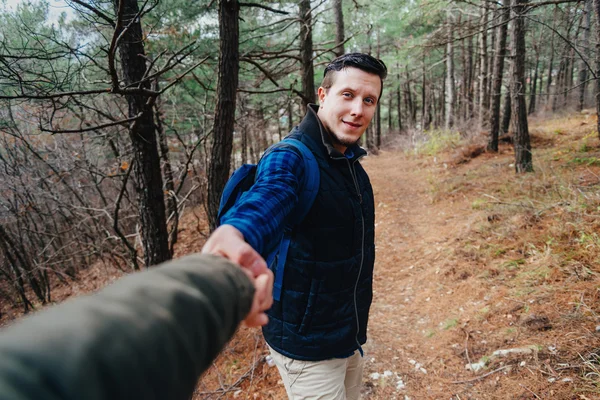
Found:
343,120 -> 362,128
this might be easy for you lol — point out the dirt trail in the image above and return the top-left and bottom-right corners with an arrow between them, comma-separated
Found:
363,151 -> 480,398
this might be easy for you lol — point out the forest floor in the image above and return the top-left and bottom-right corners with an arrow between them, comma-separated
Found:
3,112 -> 600,399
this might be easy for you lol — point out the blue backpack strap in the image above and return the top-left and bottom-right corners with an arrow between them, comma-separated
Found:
271,138 -> 319,301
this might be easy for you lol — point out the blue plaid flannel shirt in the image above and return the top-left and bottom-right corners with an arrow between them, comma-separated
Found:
219,147 -> 304,256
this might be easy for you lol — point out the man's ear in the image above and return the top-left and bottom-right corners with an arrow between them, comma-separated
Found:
317,86 -> 327,104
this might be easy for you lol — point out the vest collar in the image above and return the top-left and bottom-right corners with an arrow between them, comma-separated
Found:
298,104 -> 367,161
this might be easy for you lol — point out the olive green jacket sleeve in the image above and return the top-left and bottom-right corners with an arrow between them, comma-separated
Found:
0,254 -> 254,400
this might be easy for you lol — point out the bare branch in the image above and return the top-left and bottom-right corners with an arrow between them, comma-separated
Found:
158,56 -> 211,95
66,0 -> 116,27
40,113 -> 143,134
113,157 -> 140,271
240,2 -> 289,14
108,0 -> 125,90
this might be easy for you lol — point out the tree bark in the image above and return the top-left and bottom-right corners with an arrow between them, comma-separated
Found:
487,8 -> 497,114
397,63 -> 403,132
299,0 -> 316,111
207,0 -> 240,230
445,10 -> 455,130
113,0 -> 170,266
552,57 -> 565,112
388,90 -> 393,132
333,0 -> 345,57
376,28 -> 381,146
528,57 -> 539,115
479,8 -> 489,131
460,15 -> 469,123
488,0 -> 509,152
594,0 -> 600,137
467,26 -> 475,119
546,6 -> 558,107
578,0 -> 592,111
511,0 -> 533,173
405,70 -> 416,127
154,93 -> 177,256
501,85 -> 511,135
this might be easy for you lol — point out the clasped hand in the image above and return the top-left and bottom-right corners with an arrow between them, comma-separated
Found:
202,224 -> 274,327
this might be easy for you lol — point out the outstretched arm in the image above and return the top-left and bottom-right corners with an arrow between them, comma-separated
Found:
0,254 -> 263,400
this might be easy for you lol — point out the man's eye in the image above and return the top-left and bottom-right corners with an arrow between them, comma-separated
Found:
364,98 -> 375,105
342,92 -> 353,98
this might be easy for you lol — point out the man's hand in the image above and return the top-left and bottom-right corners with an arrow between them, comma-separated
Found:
202,225 -> 268,277
241,268 -> 273,327
202,224 -> 273,327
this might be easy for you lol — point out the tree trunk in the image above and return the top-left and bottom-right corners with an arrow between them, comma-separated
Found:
538,64 -> 544,101
421,55 -> 427,131
299,0 -> 315,111
546,6 -> 558,108
287,100 -> 294,132
113,0 -> 170,266
511,0 -> 533,173
487,8 -> 497,114
207,0 -> 240,230
445,10 -> 455,130
568,15 -> 584,106
405,69 -> 415,128
467,27 -> 475,119
501,86 -> 511,135
594,0 -> 600,137
578,0 -> 592,111
564,42 -> 576,107
388,90 -> 393,133
552,59 -> 565,112
479,8 -> 489,131
333,0 -> 345,57
460,15 -> 470,123
241,124 -> 248,164
154,93 -> 177,256
397,66 -> 403,132
488,0 -> 509,152
528,57 -> 539,115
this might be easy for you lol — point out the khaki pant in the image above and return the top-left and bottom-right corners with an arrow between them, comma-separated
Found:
268,346 -> 364,400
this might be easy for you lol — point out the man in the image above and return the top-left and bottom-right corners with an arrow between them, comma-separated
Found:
0,254 -> 273,400
202,53 -> 386,399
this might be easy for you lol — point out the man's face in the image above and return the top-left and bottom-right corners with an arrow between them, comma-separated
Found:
317,67 -> 382,153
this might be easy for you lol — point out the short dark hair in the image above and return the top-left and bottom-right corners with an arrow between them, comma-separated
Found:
321,53 -> 388,95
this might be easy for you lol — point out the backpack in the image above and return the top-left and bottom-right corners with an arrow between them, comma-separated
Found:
217,137 -> 320,301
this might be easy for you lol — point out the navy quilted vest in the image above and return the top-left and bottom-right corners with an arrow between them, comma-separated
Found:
262,106 -> 376,361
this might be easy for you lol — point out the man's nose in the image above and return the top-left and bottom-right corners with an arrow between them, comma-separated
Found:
350,100 -> 364,117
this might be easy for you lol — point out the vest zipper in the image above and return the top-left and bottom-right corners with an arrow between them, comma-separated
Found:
332,152 -> 367,355
347,157 -> 366,355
